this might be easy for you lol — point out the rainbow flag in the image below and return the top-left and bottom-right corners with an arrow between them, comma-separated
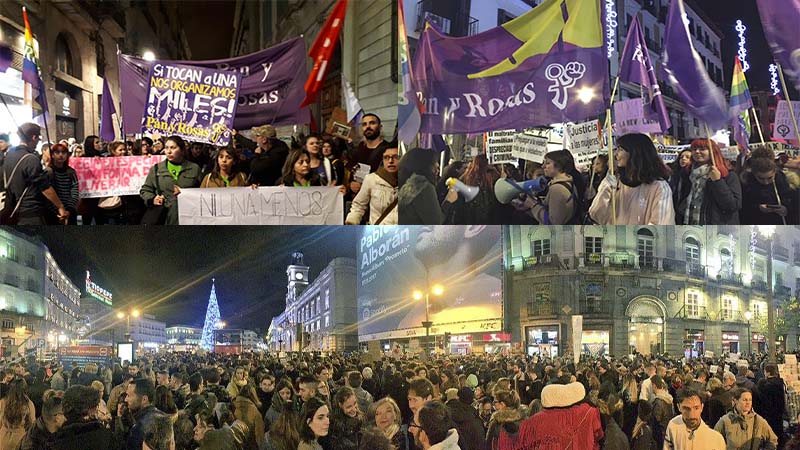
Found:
730,57 -> 752,150
22,7 -> 47,117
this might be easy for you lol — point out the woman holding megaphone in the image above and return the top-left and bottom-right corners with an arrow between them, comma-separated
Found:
588,133 -> 675,225
516,149 -> 587,225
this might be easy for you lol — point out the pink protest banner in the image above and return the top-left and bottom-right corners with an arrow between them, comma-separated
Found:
614,98 -> 664,136
69,155 -> 166,198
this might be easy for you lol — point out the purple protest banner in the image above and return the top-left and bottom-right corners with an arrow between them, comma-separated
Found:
412,0 -> 609,135
614,98 -> 663,136
119,37 -> 307,135
142,62 -> 241,146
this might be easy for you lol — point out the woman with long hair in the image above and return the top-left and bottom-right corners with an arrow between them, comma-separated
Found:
619,373 -> 640,441
44,143 -> 78,225
588,133 -> 674,224
584,154 -> 609,204
325,387 -> 362,450
298,396 -> 330,450
201,147 -> 249,188
139,135 -> 202,224
521,149 -> 586,224
668,148 -> 693,223
321,138 -> 345,186
366,397 -> 410,450
279,149 -> 323,187
398,147 -> 448,224
0,379 -> 35,450
485,390 -> 526,450
305,134 -> 333,186
263,405 -> 300,450
445,153 -> 502,224
265,379 -> 295,431
681,138 -> 741,224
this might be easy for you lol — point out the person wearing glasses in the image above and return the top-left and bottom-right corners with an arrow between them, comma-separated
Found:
345,145 -> 399,225
664,388 -> 725,450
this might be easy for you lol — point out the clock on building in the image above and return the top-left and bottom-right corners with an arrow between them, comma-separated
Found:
295,273 -> 304,280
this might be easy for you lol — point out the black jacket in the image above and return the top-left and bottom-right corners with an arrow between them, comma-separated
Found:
50,420 -> 113,450
741,171 -> 796,224
246,138 -> 290,187
445,399 -> 485,450
127,405 -> 161,450
755,377 -> 786,428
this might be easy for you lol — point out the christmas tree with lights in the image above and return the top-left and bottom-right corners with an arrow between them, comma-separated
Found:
200,278 -> 221,350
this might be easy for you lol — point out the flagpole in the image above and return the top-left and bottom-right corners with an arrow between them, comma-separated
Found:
704,124 -> 716,169
750,107 -> 766,146
604,76 -> 620,226
772,180 -> 788,225
777,64 -> 800,144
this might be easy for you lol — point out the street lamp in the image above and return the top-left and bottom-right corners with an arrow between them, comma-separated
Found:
412,283 -> 444,353
758,226 -> 776,363
117,308 -> 141,342
744,311 -> 752,354
142,50 -> 156,61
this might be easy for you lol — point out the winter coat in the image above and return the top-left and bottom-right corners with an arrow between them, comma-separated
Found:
429,429 -> 461,450
232,396 -> 266,450
588,178 -> 675,225
707,388 -> 733,429
630,424 -> 656,450
264,391 -> 291,431
201,171 -> 249,188
602,416 -> 629,450
442,399 -> 483,450
346,172 -> 397,225
139,160 -> 202,224
298,440 -> 324,450
398,173 -> 446,225
199,421 -> 249,450
19,417 -> 56,450
714,409 -> 778,450
696,172 -> 742,225
484,407 -> 525,450
651,392 -> 674,449
740,170 -> 796,225
530,173 -> 578,225
755,377 -> 786,437
50,420 -> 112,450
391,425 -> 413,450
127,404 -> 161,450
0,396 -> 34,450
516,402 -> 603,450
326,413 -> 361,450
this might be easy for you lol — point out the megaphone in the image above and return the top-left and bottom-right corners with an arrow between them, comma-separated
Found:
446,178 -> 479,202
494,177 -> 549,204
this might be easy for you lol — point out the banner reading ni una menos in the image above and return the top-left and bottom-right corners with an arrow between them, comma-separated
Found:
119,37 -> 308,134
142,62 -> 241,146
177,187 -> 344,225
69,155 -> 166,198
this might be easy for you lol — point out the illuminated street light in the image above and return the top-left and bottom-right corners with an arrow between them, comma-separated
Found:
758,226 -> 776,362
142,50 -> 156,61
576,87 -> 595,104
412,284 -> 445,352
131,309 -> 140,318
116,312 -> 125,319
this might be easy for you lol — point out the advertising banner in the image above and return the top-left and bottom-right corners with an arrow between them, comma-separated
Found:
357,226 -> 503,342
177,187 -> 343,225
58,346 -> 113,368
142,62 -> 241,146
70,155 -> 165,198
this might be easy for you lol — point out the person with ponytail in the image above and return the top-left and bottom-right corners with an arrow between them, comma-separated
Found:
588,133 -> 674,225
518,150 -> 586,225
681,138 -> 741,224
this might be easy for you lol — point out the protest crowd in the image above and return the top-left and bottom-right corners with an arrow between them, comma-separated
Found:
0,116 -> 398,226
398,135 -> 800,226
4,346 -> 800,450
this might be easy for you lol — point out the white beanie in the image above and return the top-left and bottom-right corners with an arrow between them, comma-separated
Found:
540,382 -> 586,408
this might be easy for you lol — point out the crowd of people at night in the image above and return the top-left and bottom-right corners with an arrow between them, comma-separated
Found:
2,348 -> 800,450
398,134 -> 800,226
0,115 -> 397,226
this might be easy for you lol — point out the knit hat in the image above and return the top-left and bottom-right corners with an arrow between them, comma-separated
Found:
541,382 -> 586,408
466,374 -> 479,388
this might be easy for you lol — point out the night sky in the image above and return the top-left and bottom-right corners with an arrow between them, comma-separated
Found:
178,1 -> 236,60
15,227 -> 358,332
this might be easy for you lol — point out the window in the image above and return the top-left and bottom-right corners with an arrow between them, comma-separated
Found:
637,229 -> 654,267
685,237 -> 701,275
585,237 -> 602,255
1,319 -> 13,329
686,291 -> 701,317
720,248 -> 734,278
55,34 -> 75,76
751,302 -> 764,319
584,282 -> 603,313
1,243 -> 16,261
324,315 -> 330,328
325,289 -> 330,310
532,239 -> 551,257
722,296 -> 737,321
316,295 -> 321,313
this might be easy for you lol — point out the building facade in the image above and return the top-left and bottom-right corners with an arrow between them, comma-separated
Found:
44,251 -> 81,341
166,325 -> 202,351
506,226 -> 800,358
0,0 -> 190,143
115,313 -> 167,352
269,252 -> 358,352
230,0 -> 398,137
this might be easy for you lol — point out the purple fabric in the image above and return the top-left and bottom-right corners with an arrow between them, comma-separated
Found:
118,37 -> 307,135
661,0 -> 728,130
0,45 -> 11,73
100,78 -> 116,141
757,0 -> 800,91
412,17 -> 609,134
618,16 -> 671,133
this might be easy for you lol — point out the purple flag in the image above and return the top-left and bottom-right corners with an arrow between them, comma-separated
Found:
412,0 -> 609,134
118,37 -> 307,135
100,78 -> 116,141
0,44 -> 11,73
757,0 -> 800,91
662,0 -> 728,130
618,16 -> 671,133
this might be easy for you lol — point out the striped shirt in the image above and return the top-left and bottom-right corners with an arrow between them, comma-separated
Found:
47,166 -> 79,212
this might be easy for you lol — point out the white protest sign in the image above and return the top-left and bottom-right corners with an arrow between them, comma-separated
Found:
177,186 -> 343,225
775,100 -> 800,140
486,130 -> 518,164
659,153 -> 677,163
566,119 -> 605,170
511,133 -> 548,162
353,163 -> 371,183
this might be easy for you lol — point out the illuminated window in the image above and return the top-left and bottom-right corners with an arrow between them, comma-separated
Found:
686,291 -> 702,317
584,237 -> 602,255
722,296 -> 737,321
325,290 -> 330,310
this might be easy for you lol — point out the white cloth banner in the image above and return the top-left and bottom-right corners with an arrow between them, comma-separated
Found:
177,186 -> 344,225
511,133 -> 548,162
775,100 -> 800,140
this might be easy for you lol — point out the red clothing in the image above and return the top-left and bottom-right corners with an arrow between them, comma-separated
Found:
515,403 -> 603,450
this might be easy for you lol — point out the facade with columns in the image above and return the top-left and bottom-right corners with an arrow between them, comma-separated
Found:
505,226 -> 800,358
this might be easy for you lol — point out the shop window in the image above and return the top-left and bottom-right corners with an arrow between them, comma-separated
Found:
532,239 -> 550,257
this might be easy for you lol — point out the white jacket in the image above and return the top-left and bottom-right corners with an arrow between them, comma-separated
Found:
429,429 -> 461,450
664,416 -> 726,450
346,172 -> 398,225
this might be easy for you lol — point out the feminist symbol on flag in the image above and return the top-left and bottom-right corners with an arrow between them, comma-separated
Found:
545,61 -> 586,110
632,44 -> 645,65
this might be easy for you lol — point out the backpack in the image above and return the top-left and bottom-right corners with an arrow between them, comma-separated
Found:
548,180 -> 591,225
0,153 -> 34,224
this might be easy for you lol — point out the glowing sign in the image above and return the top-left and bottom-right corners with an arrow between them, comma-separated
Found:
735,20 -> 750,72
605,0 -> 618,59
770,64 -> 780,95
85,270 -> 112,306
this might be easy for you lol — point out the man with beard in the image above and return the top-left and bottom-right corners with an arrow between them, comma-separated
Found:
353,113 -> 389,172
664,388 -> 725,450
397,226 -> 501,331
346,145 -> 399,225
125,378 -> 162,450
413,401 -> 461,450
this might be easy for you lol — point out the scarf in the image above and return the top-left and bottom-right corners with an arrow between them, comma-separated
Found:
375,167 -> 398,187
166,160 -> 183,182
685,164 -> 711,225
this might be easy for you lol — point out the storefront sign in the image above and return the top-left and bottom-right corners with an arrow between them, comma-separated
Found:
450,335 -> 472,343
752,333 -> 765,342
85,270 -> 112,306
722,332 -> 739,341
483,333 -> 511,342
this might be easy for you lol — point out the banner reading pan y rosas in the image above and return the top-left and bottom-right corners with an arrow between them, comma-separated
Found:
177,186 -> 344,225
357,226 -> 503,342
70,155 -> 165,198
119,37 -> 308,133
142,62 -> 241,146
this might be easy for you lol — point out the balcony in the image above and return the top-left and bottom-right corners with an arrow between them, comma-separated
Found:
662,258 -> 686,274
415,0 -> 479,37
580,299 -> 612,315
675,305 -> 709,320
752,279 -> 769,292
606,253 -> 636,269
774,246 -> 789,262
718,309 -> 748,322
775,285 -> 792,298
716,271 -> 743,286
4,275 -> 19,288
582,253 -> 603,267
522,254 -> 564,270
527,302 -> 555,317
687,262 -> 706,278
